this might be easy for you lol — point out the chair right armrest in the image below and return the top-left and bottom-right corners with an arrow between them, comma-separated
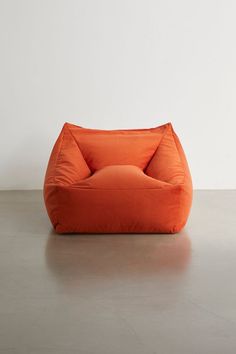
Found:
145,123 -> 192,188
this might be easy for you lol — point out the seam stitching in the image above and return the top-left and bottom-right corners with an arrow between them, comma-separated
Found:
53,127 -> 66,184
171,126 -> 186,185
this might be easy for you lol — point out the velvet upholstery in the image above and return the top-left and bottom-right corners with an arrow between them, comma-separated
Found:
44,122 -> 192,233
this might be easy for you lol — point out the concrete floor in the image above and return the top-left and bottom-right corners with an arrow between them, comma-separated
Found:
0,191 -> 236,354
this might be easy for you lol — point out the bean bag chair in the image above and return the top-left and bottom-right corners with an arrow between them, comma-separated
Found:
44,122 -> 192,234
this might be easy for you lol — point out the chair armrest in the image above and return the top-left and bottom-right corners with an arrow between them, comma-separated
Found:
145,123 -> 191,187
44,123 -> 91,186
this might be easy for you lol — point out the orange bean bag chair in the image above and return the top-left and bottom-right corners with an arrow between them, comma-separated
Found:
44,122 -> 192,234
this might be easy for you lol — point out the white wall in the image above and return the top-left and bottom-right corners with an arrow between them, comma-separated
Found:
0,0 -> 236,189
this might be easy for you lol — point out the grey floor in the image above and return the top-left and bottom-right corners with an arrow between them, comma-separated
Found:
0,191 -> 236,354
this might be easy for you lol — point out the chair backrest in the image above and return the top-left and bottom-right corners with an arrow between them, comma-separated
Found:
67,123 -> 167,171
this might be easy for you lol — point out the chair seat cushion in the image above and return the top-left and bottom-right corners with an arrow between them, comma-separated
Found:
74,165 -> 170,190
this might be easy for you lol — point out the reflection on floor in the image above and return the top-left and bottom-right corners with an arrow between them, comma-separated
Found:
0,190 -> 236,354
46,230 -> 191,293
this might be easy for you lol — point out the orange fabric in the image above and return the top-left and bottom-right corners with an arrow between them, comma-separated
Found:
44,122 -> 192,233
69,124 -> 165,171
